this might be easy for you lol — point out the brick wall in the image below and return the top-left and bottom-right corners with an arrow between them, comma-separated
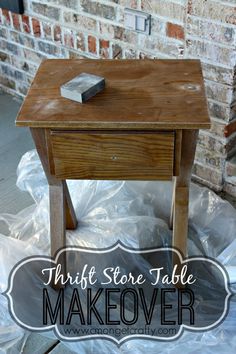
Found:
0,0 -> 235,195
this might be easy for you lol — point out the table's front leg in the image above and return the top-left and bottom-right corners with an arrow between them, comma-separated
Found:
30,128 -> 77,230
172,130 -> 198,260
30,128 -> 77,287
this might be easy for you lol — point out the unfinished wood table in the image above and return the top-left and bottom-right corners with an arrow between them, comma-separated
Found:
16,59 -> 210,272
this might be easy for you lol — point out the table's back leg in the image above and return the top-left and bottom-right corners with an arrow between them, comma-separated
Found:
172,130 -> 198,259
63,181 -> 78,230
169,177 -> 176,230
49,181 -> 66,276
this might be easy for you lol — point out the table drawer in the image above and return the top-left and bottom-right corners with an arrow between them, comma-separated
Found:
48,131 -> 175,180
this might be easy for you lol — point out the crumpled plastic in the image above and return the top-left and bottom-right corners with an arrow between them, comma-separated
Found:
0,149 -> 235,354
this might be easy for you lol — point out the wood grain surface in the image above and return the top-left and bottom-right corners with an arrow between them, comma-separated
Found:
16,59 -> 210,130
49,130 -> 175,180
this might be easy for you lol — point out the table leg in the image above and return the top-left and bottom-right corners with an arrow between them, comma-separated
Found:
30,128 -> 78,287
169,178 -> 175,230
30,129 -> 77,229
63,181 -> 78,230
49,182 -> 66,279
172,130 -> 198,259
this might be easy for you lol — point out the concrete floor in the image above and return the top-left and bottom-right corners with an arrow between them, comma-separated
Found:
0,92 -> 76,354
0,93 -> 34,215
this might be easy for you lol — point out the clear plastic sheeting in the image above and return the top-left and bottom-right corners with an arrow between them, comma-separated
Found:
0,149 -> 235,354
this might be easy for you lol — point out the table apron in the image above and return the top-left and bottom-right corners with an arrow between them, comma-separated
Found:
46,129 -> 181,180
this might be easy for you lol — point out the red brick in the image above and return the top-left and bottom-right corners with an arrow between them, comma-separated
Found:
99,39 -> 109,58
88,35 -> 97,54
167,22 -> 184,40
224,120 -> 236,138
22,15 -> 30,33
12,13 -> 21,30
32,18 -> 41,37
53,25 -> 62,42
100,39 -> 109,48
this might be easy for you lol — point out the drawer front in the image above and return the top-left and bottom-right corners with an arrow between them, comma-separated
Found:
49,131 -> 175,180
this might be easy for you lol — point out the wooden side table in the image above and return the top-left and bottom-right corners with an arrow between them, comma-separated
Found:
16,59 -> 210,272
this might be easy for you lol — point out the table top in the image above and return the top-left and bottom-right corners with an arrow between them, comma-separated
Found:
16,59 -> 210,130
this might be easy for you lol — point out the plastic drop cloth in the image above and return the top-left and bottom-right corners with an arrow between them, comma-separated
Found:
0,149 -> 236,354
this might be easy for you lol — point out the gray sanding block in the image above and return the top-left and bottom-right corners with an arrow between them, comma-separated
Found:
60,73 -> 105,103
